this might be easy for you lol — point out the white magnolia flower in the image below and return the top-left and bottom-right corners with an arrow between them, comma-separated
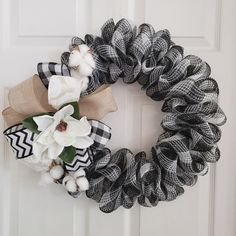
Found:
69,44 -> 95,77
32,105 -> 94,160
48,75 -> 88,109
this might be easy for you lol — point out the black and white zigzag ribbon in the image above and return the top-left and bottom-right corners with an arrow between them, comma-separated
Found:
64,120 -> 111,171
64,148 -> 95,172
4,120 -> 111,170
4,124 -> 35,158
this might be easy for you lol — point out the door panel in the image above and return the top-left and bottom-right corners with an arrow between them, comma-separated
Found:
0,0 -> 235,236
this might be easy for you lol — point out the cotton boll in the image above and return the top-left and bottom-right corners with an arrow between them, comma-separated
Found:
68,44 -> 95,77
40,172 -> 54,185
79,63 -> 93,77
69,50 -> 83,68
74,169 -> 86,178
79,44 -> 90,54
65,179 -> 77,193
66,180 -> 77,193
49,165 -> 64,180
74,169 -> 89,191
54,159 -> 63,166
76,177 -> 89,191
62,175 -> 73,185
63,175 -> 77,193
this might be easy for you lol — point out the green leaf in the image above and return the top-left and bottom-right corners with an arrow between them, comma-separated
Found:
58,146 -> 76,164
60,102 -> 80,120
22,117 -> 40,134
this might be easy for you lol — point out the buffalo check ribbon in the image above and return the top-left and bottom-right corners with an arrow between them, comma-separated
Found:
37,62 -> 102,95
4,120 -> 111,171
37,62 -> 71,88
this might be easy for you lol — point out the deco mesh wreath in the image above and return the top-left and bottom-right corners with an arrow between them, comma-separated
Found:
2,18 -> 226,213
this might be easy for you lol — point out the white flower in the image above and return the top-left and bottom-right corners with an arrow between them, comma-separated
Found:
48,75 -> 88,109
69,44 -> 95,77
32,105 -> 94,160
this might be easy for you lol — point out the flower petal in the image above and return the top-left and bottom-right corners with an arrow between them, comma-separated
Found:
53,105 -> 74,126
48,142 -> 64,160
33,140 -> 48,157
73,136 -> 94,149
65,116 -> 91,137
35,129 -> 54,145
33,115 -> 54,131
53,130 -> 75,147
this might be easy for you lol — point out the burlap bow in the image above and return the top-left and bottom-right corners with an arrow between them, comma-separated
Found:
2,74 -> 117,127
2,75 -> 117,170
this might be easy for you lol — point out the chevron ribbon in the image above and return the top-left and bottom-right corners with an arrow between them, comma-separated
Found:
64,148 -> 95,172
4,124 -> 35,158
4,120 -> 111,169
64,120 -> 112,172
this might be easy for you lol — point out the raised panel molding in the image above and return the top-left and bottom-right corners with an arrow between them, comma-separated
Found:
18,0 -> 77,37
1,0 -> 92,48
1,0 -> 222,50
133,0 -> 222,51
119,84 -> 216,236
139,167 -> 216,236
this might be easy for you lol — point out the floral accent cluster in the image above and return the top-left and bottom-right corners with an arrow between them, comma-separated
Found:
31,104 -> 93,163
22,44 -> 96,194
41,161 -> 89,194
69,44 -> 95,77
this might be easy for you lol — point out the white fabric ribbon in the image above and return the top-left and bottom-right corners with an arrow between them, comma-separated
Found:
48,75 -> 88,109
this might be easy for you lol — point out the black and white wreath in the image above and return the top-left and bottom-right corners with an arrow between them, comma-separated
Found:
3,19 -> 226,213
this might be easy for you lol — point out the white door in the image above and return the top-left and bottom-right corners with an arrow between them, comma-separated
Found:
0,0 -> 235,236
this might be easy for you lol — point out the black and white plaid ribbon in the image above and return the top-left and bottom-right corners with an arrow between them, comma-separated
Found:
37,62 -> 71,88
4,120 -> 111,170
37,61 -> 102,95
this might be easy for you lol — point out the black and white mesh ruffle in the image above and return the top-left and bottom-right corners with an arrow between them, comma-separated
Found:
39,18 -> 226,213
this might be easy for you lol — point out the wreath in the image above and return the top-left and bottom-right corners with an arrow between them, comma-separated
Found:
2,18 -> 226,213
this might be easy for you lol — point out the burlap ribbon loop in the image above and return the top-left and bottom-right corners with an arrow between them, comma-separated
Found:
8,75 -> 55,115
2,75 -> 118,126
